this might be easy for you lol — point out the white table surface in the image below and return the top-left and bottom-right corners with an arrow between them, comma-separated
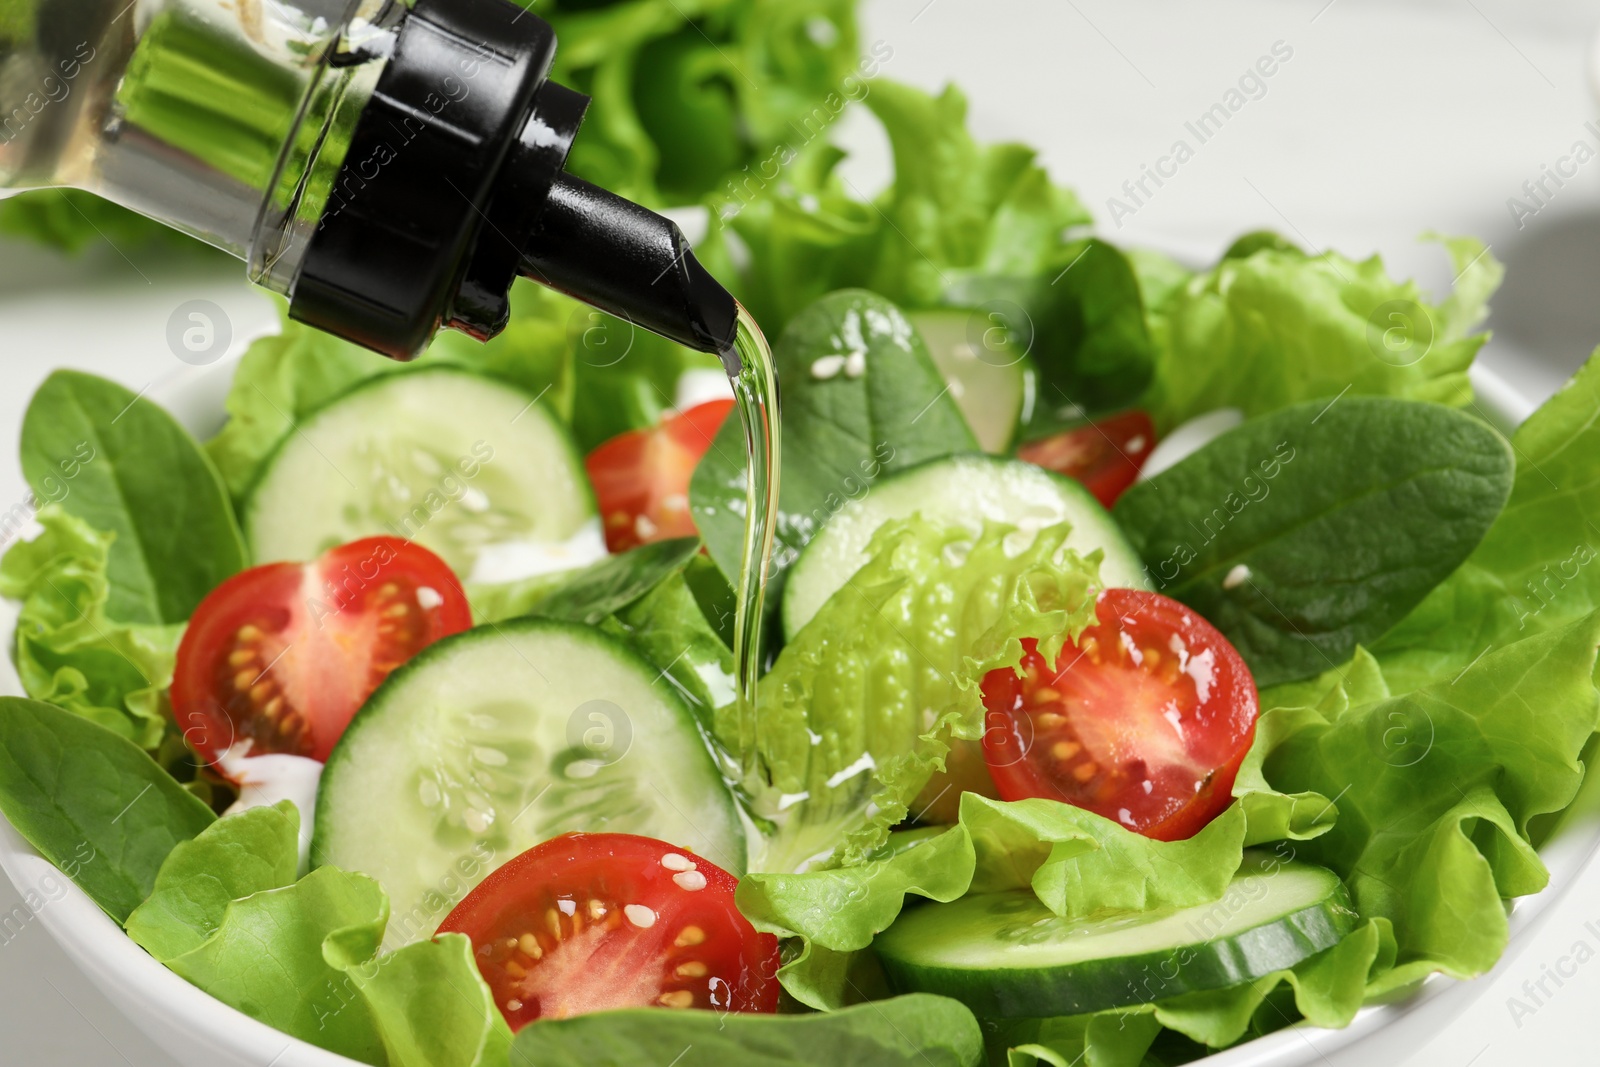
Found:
4,0 -> 1600,1063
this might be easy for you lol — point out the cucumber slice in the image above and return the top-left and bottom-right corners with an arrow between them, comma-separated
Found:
908,309 -> 1027,453
783,453 -> 1150,638
876,852 -> 1356,1017
243,367 -> 598,582
311,618 -> 744,949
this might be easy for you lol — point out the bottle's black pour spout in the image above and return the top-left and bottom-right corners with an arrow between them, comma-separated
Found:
287,0 -> 742,373
519,173 -> 740,369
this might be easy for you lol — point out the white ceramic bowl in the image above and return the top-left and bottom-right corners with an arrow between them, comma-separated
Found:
2,358 -> 1591,1067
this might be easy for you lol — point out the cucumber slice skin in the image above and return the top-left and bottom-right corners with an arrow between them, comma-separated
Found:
907,310 -> 1027,454
311,617 -> 744,949
782,453 -> 1151,639
242,366 -> 595,577
875,854 -> 1356,1018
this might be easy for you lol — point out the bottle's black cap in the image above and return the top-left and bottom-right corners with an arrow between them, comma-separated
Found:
288,0 -> 739,363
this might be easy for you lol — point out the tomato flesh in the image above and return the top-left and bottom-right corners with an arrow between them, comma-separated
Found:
981,588 -> 1258,840
172,537 -> 471,768
587,399 -> 735,552
1017,409 -> 1155,508
438,832 -> 779,1029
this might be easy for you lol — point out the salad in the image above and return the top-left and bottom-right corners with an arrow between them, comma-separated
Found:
5,67 -> 1600,1067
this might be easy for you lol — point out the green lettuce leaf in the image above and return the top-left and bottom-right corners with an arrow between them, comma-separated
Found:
127,800 -> 507,1066
713,82 -> 1091,336
0,696 -> 216,923
126,801 -> 300,959
508,993 -> 983,1067
733,517 -> 1099,874
1139,237 -> 1501,433
1375,346 -> 1600,692
538,0 -> 863,208
0,506 -> 183,747
860,81 -> 1092,311
335,933 -> 507,1067
1265,611 -> 1600,986
159,865 -> 391,1063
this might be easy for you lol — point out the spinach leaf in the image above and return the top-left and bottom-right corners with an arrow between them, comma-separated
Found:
21,370 -> 245,624
0,697 -> 215,922
690,289 -> 976,593
607,568 -> 736,728
509,994 -> 984,1067
1113,397 -> 1514,687
498,537 -> 702,625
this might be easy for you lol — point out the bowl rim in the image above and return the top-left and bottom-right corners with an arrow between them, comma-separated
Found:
0,358 -> 1583,1067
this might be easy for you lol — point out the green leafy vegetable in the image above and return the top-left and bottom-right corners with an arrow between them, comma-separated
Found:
1138,237 -> 1502,433
21,370 -> 245,624
537,0 -> 863,209
1114,397 -> 1514,687
734,517 -> 1098,873
691,289 -> 976,595
608,568 -> 736,723
1266,612 -> 1600,987
129,802 -> 506,1066
160,865 -> 390,1062
714,82 -> 1092,336
337,933 -> 507,1067
1376,346 -> 1600,692
0,697 -> 215,922
509,993 -> 983,1067
859,81 -> 1091,310
476,537 -> 701,625
125,802 -> 299,959
0,505 -> 182,746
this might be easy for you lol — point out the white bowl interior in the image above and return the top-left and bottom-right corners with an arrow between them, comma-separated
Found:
0,360 -> 1586,1067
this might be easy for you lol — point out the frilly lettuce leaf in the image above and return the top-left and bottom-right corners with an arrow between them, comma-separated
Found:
0,505 -> 183,748
531,0 -> 862,208
709,81 -> 1091,335
1139,236 -> 1502,433
1375,345 -> 1600,693
741,749 -> 1332,1010
1266,610 -> 1600,988
128,802 -> 506,1067
731,517 -> 1100,874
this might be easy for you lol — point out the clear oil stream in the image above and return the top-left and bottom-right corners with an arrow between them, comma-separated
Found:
722,304 -> 780,781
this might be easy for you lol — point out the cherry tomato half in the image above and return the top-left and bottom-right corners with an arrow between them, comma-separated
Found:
587,399 -> 735,553
1016,409 -> 1155,508
438,832 -> 780,1029
981,589 -> 1258,841
172,536 -> 471,768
